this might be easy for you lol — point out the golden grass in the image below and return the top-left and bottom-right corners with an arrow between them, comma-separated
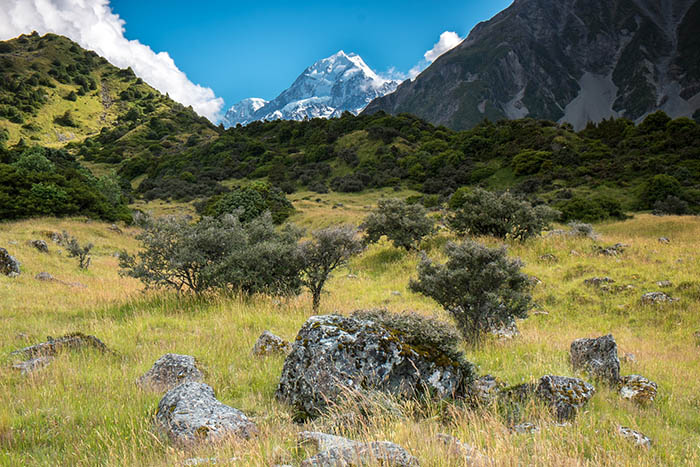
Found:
0,206 -> 699,466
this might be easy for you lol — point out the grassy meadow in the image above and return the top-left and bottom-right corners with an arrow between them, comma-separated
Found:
1,193 -> 699,466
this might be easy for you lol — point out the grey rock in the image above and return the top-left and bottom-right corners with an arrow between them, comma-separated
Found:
30,239 -> 49,253
183,458 -> 238,466
511,422 -> 539,434
11,332 -> 110,358
594,243 -> 627,256
656,280 -> 673,288
658,237 -> 670,244
490,320 -> 520,340
471,374 -> 504,405
12,356 -> 54,375
35,272 -> 55,282
156,382 -> 257,445
436,433 -> 490,465
276,314 -> 473,418
298,431 -> 418,467
346,274 -> 358,279
641,292 -> 678,305
535,375 -> 595,421
0,247 -> 21,276
619,375 -> 657,404
618,426 -> 652,448
252,331 -> 293,357
538,253 -> 558,262
621,353 -> 637,364
138,354 -> 204,392
570,334 -> 620,384
583,277 -> 615,289
107,224 -> 123,234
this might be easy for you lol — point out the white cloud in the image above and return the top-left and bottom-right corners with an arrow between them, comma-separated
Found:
408,31 -> 465,80
0,0 -> 224,121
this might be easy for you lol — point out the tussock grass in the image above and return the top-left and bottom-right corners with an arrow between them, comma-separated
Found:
1,206 -> 699,465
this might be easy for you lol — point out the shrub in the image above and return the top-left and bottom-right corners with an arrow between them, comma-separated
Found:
12,148 -> 55,172
119,213 -> 301,295
61,231 -> 93,269
448,188 -> 558,240
558,195 -> 626,222
54,110 -> 77,127
409,240 -> 531,343
567,221 -> 596,238
361,198 -> 434,251
200,181 -> 294,224
653,195 -> 689,216
641,174 -> 683,209
299,226 -> 364,312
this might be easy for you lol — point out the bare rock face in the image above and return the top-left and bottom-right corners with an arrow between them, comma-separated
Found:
30,239 -> 49,253
0,247 -> 21,277
535,375 -> 595,421
619,375 -> 658,404
252,331 -> 293,356
137,354 -> 204,392
155,382 -> 257,445
570,334 -> 620,384
298,431 -> 419,467
11,333 -> 110,359
618,426 -> 652,448
276,314 -> 474,419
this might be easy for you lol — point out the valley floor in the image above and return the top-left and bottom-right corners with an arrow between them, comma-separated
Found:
1,198 -> 699,466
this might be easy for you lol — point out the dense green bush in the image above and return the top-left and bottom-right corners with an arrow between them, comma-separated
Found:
199,181 -> 294,224
409,240 -> 531,343
641,174 -> 683,209
448,188 -> 558,240
653,196 -> 689,216
558,195 -> 627,222
361,198 -> 434,250
120,213 -> 302,295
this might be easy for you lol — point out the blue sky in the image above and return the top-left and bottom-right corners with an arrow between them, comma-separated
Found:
112,1 -> 513,107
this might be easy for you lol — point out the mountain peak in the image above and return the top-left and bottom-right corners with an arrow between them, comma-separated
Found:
223,52 -> 400,128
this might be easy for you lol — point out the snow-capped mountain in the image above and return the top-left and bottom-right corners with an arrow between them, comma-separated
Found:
223,51 -> 400,127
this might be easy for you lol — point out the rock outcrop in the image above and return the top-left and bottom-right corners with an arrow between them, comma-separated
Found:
570,335 -> 620,384
30,239 -> 49,253
535,375 -> 596,421
252,331 -> 293,357
156,382 -> 257,445
619,375 -> 658,404
641,292 -> 678,304
137,353 -> 204,392
618,426 -> 652,448
276,314 -> 474,418
11,332 -> 110,358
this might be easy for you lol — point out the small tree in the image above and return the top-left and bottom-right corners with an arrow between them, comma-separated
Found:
361,198 -> 433,251
300,226 -> 364,312
409,240 -> 531,343
448,188 -> 557,240
61,231 -> 93,269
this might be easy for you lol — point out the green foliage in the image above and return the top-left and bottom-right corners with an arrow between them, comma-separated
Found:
558,195 -> 627,222
448,188 -> 558,240
12,147 -> 55,172
361,198 -> 434,250
299,225 -> 364,311
653,196 -> 689,216
54,110 -> 77,127
512,149 -> 551,175
641,174 -> 683,209
199,182 -> 294,224
410,240 -> 531,343
120,213 -> 302,295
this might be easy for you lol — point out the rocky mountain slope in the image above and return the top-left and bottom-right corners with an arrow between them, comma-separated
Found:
365,0 -> 700,130
223,51 -> 399,127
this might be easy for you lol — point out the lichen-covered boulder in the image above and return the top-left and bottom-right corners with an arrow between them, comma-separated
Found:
156,382 -> 257,445
619,375 -> 657,404
641,292 -> 677,305
252,330 -> 293,356
12,356 -> 54,375
35,272 -> 55,282
11,332 -> 110,358
618,426 -> 651,448
298,431 -> 418,466
276,314 -> 474,418
535,375 -> 595,421
471,374 -> 505,405
0,247 -> 21,277
138,353 -> 204,392
570,334 -> 620,384
584,277 -> 615,289
30,239 -> 49,253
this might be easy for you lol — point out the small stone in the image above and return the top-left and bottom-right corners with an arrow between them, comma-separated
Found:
618,426 -> 651,448
298,432 -> 418,467
0,247 -> 21,277
512,422 -> 539,434
156,382 -> 257,445
107,224 -> 123,234
436,433 -> 490,464
12,356 -> 54,375
584,277 -> 615,289
570,250 -> 581,256
252,331 -> 293,357
620,353 -> 637,364
570,334 -> 620,384
35,272 -> 55,282
656,280 -> 672,288
594,243 -> 627,256
347,274 -> 358,279
539,253 -> 558,262
471,374 -> 504,405
137,353 -> 204,392
535,375 -> 595,421
658,237 -> 670,244
641,292 -> 677,305
619,375 -> 657,404
390,290 -> 402,296
528,276 -> 542,286
11,332 -> 110,358
30,240 -> 49,253
491,320 -> 520,340
532,310 -> 549,315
